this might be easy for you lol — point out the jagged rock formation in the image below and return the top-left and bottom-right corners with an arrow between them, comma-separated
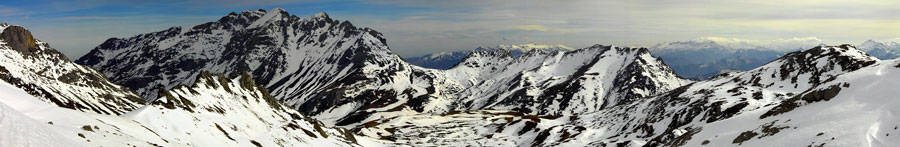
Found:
0,24 -> 143,115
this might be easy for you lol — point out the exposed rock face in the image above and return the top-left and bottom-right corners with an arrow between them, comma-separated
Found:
0,26 -> 38,53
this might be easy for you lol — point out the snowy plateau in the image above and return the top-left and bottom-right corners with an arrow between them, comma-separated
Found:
0,8 -> 899,147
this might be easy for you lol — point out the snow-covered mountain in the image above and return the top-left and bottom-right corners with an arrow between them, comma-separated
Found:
403,43 -> 572,69
858,40 -> 900,59
0,24 -> 143,115
355,44 -> 895,146
76,9 -> 689,128
75,8 -> 462,127
448,45 -> 690,115
570,44 -> 879,146
0,71 -> 371,146
0,23 -> 370,146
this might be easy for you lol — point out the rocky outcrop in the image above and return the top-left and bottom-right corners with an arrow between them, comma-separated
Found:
0,26 -> 38,53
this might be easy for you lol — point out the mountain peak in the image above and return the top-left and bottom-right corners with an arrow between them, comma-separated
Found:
270,7 -> 286,13
311,11 -> 330,19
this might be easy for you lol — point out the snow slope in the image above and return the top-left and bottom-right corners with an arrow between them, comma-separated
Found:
0,88 -> 79,147
682,55 -> 900,146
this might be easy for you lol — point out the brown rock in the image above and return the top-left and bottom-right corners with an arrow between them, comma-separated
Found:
1,26 -> 38,53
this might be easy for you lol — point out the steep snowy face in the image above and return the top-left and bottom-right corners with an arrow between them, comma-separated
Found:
566,45 -> 881,146
75,8 -> 396,103
132,72 -> 365,146
450,45 -> 691,115
0,25 -> 143,115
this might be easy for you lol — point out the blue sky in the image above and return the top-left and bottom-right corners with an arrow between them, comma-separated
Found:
1,0 -> 899,58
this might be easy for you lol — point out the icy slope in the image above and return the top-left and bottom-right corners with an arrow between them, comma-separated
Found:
0,25 -> 143,115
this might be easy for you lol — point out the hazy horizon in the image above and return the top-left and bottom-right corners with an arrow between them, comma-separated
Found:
1,0 -> 898,58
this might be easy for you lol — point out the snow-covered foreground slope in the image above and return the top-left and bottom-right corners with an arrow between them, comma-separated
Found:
0,25 -> 143,115
0,72 -> 377,146
0,92 -> 79,147
684,57 -> 900,146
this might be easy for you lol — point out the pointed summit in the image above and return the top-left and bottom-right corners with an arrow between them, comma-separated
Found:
307,11 -> 332,22
270,7 -> 286,13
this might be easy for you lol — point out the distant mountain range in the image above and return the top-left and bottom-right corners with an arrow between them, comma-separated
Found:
858,39 -> 900,59
406,38 -> 900,80
403,43 -> 572,69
